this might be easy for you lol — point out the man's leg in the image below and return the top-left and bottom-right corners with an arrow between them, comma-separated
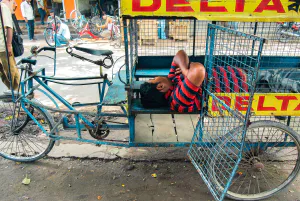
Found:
28,20 -> 34,40
31,20 -> 35,39
26,22 -> 32,40
54,34 -> 68,46
38,8 -> 45,25
54,34 -> 62,46
0,52 -> 20,90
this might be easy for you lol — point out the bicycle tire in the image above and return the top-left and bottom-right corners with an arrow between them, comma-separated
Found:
70,10 -> 82,30
44,28 -> 55,47
210,120 -> 300,200
0,99 -> 56,162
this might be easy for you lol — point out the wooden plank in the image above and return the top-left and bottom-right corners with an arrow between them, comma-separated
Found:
135,114 -> 153,142
174,115 -> 196,142
151,114 -> 177,142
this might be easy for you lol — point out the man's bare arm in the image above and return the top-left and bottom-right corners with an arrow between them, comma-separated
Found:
172,50 -> 189,76
6,27 -> 13,56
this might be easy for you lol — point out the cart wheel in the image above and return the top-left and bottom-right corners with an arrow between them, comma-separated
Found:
0,99 -> 55,162
211,120 -> 300,200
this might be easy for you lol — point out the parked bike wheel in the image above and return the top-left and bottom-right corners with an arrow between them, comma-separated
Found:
90,16 -> 103,35
70,10 -> 83,30
276,27 -> 291,43
210,120 -> 300,200
44,28 -> 55,47
0,99 -> 56,162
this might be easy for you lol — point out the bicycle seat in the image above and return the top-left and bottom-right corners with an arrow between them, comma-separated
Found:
21,58 -> 37,65
74,46 -> 113,56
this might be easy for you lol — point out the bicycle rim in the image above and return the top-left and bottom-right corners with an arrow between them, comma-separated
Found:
44,28 -> 55,47
0,100 -> 55,162
211,120 -> 300,200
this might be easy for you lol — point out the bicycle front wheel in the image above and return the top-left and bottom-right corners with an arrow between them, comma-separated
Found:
44,28 -> 55,47
211,120 -> 300,200
0,99 -> 56,162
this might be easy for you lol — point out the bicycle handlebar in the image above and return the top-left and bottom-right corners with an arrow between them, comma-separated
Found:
17,46 -> 56,65
20,58 -> 37,65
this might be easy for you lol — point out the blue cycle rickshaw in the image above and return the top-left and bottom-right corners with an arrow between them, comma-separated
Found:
1,1 -> 300,200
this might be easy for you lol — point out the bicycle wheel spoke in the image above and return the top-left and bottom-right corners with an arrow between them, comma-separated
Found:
0,101 -> 54,161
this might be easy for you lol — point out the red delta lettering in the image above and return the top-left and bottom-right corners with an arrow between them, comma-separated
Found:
294,103 -> 300,111
257,96 -> 276,111
200,0 -> 227,12
254,0 -> 285,13
212,96 -> 231,111
235,96 -> 253,111
235,0 -> 245,12
132,0 -> 161,11
275,96 -> 298,111
166,0 -> 194,12
131,0 -> 286,14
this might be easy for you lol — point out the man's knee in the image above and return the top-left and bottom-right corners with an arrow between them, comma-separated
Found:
187,63 -> 205,87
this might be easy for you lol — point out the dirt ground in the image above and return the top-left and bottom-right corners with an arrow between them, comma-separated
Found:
1,157 -> 300,201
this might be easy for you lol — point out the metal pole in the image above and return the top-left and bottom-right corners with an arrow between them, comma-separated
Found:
123,17 -> 130,84
192,19 -> 196,58
251,22 -> 258,56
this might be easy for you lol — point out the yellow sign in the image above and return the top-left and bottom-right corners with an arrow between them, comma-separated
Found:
208,93 -> 300,116
121,0 -> 300,21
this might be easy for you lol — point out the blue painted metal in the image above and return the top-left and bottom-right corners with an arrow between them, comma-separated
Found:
123,18 -> 130,84
21,101 -> 49,135
72,102 -> 100,107
129,115 -> 135,144
135,56 -> 300,76
50,135 -> 129,147
36,88 -> 60,109
74,114 -> 82,139
120,106 -> 127,115
102,71 -> 127,105
135,68 -> 170,78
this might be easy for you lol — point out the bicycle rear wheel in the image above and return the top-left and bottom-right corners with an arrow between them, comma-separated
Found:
211,120 -> 300,200
0,99 -> 56,162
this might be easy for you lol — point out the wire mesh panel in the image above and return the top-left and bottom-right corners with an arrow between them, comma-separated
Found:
188,24 -> 265,201
233,22 -> 300,136
127,18 -> 209,57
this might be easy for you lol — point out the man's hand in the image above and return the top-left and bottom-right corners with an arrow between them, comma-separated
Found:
24,18 -> 28,23
175,66 -> 182,75
7,44 -> 13,57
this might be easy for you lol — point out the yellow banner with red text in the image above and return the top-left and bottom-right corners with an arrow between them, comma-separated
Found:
121,0 -> 300,21
208,93 -> 300,116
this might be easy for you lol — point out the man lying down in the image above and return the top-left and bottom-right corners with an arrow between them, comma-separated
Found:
140,50 -> 206,113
